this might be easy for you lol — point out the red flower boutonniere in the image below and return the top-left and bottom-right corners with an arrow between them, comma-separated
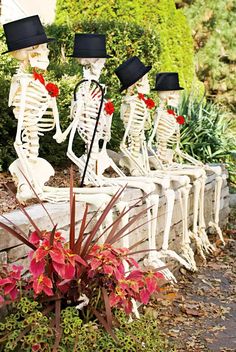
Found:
176,115 -> 185,125
145,98 -> 156,109
45,83 -> 59,98
138,93 -> 155,109
33,69 -> 59,98
167,109 -> 185,125
104,100 -> 115,115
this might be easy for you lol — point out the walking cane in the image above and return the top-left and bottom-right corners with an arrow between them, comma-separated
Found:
73,79 -> 105,187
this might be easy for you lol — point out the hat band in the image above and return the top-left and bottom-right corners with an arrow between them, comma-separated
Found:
7,33 -> 49,51
73,49 -> 107,54
156,84 -> 182,89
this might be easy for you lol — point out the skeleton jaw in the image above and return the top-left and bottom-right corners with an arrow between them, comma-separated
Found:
11,43 -> 50,71
78,58 -> 106,80
136,73 -> 150,95
158,90 -> 181,108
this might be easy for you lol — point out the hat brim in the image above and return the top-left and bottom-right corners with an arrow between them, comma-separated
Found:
119,66 -> 152,92
151,86 -> 184,91
2,37 -> 55,55
66,54 -> 112,58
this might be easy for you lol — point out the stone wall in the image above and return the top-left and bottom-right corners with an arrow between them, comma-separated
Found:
0,168 -> 230,269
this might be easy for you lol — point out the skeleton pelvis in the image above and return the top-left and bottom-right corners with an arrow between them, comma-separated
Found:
9,157 -> 54,199
119,155 -> 144,176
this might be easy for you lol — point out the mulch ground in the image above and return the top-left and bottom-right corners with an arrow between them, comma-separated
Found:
0,171 -> 236,351
150,210 -> 236,352
0,168 -> 78,215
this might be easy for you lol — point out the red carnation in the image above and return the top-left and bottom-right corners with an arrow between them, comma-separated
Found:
176,115 -> 185,125
45,83 -> 59,98
145,98 -> 155,109
104,101 -> 115,115
33,71 -> 45,85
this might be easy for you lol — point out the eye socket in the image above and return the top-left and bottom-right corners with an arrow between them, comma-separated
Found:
30,52 -> 40,58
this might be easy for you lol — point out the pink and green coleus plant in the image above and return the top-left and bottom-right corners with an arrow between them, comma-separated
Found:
0,183 -> 166,342
0,231 -> 164,314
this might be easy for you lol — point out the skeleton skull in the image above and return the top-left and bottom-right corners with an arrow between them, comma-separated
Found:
77,58 -> 106,80
158,90 -> 181,108
135,73 -> 150,95
11,43 -> 50,70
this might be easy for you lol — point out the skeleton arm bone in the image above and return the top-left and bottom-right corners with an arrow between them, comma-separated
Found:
12,77 -> 29,144
120,100 -> 134,151
66,121 -> 102,186
10,76 -> 44,194
55,102 -> 84,143
147,109 -> 159,149
147,109 -> 165,169
11,77 -> 35,179
51,97 -> 62,138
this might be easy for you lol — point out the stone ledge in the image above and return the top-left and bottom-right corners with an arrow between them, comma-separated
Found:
0,171 -> 229,265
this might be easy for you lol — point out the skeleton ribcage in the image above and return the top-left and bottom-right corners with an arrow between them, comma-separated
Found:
12,80 -> 54,160
122,97 -> 147,158
71,81 -> 109,171
155,110 -> 178,163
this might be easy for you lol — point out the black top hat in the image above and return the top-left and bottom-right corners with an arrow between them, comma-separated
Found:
115,56 -> 151,92
67,33 -> 111,58
152,72 -> 184,91
2,15 -> 54,54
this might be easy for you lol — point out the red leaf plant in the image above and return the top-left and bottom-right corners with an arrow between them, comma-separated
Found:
0,171 -> 167,343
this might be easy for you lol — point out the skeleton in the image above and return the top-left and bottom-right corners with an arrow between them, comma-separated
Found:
8,44 -> 62,202
147,89 -> 223,262
118,74 -> 197,271
55,58 -> 185,281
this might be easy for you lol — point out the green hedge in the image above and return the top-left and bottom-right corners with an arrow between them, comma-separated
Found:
55,0 -> 202,92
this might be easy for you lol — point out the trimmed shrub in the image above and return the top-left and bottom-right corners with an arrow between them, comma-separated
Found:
55,0 -> 202,91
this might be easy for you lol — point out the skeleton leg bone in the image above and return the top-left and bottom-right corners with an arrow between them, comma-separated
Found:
198,174 -> 215,253
208,171 -> 226,244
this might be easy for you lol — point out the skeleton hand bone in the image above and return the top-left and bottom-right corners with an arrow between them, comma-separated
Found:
53,131 -> 65,143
